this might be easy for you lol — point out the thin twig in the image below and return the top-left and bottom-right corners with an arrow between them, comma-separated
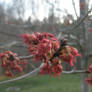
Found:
0,30 -> 18,38
19,55 -> 33,59
0,41 -> 22,48
62,70 -> 89,74
72,0 -> 78,18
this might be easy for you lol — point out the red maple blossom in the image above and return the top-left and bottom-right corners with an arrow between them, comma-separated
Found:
0,51 -> 28,77
22,32 -> 81,77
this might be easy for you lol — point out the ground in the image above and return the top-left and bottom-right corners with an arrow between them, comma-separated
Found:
0,74 -> 92,92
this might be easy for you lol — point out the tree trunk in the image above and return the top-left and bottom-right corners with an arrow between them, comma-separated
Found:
80,0 -> 89,92
81,74 -> 89,92
81,57 -> 89,92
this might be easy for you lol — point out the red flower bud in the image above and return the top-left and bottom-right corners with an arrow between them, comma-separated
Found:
85,77 -> 92,86
88,65 -> 92,74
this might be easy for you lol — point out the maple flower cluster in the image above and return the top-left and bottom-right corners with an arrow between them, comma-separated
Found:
0,51 -> 27,77
86,64 -> 92,86
22,32 -> 81,77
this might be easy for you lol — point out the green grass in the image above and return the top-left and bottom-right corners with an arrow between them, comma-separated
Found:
0,74 -> 92,92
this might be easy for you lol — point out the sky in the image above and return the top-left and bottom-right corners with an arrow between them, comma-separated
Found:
25,0 -> 80,20
0,0 -> 92,21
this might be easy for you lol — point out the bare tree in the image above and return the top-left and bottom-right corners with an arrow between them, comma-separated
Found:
11,0 -> 25,19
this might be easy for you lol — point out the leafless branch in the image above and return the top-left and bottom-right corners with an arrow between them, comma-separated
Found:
0,31 -> 18,38
69,34 -> 83,51
0,23 -> 31,38
86,53 -> 92,61
0,41 -> 22,49
19,55 -> 33,60
59,7 -> 92,33
29,64 -> 37,69
45,0 -> 54,8
72,0 -> 78,18
72,7 -> 92,31
0,63 -> 43,85
62,70 -> 89,74
0,23 -> 31,28
0,60 -> 89,85
0,65 -> 89,85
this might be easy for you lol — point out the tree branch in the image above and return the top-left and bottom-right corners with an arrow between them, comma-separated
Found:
0,30 -> 18,38
59,7 -> 92,33
0,65 -> 89,85
72,0 -> 78,18
0,63 -> 43,85
19,55 -> 33,60
0,61 -> 89,85
69,34 -> 83,51
62,70 -> 89,74
0,41 -> 22,49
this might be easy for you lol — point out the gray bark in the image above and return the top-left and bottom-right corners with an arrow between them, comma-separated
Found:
80,0 -> 89,92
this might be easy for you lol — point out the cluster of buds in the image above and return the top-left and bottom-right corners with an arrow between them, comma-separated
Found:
40,58 -> 63,77
59,45 -> 81,67
22,32 -> 59,61
22,32 -> 81,77
0,51 -> 28,77
86,65 -> 92,86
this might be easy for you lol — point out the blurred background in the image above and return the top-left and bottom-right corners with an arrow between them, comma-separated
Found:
0,0 -> 92,92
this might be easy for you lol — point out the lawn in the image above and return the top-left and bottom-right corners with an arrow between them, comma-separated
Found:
0,74 -> 92,92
